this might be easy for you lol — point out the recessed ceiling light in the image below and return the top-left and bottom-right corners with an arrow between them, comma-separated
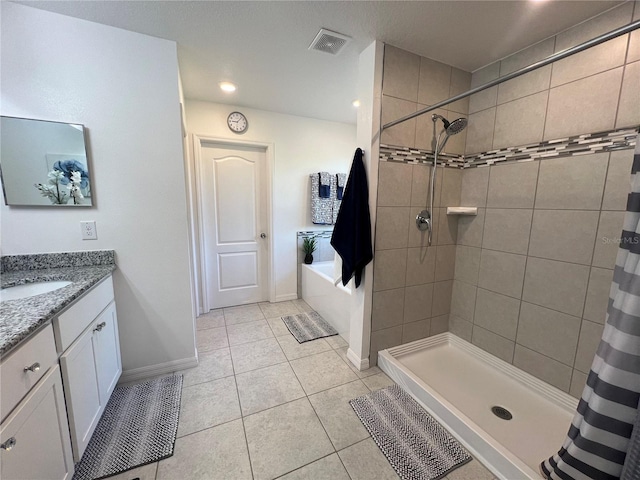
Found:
352,100 -> 361,107
219,82 -> 237,93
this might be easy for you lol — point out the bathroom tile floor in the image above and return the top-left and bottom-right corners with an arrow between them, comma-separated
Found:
106,300 -> 496,480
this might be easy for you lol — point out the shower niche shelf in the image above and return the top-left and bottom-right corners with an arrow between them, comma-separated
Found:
446,207 -> 477,216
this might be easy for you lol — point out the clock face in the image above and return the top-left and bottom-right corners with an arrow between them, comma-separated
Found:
227,112 -> 248,133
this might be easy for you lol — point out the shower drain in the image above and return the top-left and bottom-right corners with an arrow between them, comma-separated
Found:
491,405 -> 513,420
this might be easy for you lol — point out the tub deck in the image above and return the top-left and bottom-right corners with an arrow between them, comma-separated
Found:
378,333 -> 577,480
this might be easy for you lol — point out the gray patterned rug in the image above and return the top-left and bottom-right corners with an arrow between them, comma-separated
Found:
72,375 -> 183,480
350,384 -> 472,480
282,311 -> 338,343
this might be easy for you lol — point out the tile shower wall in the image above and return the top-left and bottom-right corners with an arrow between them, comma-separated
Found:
466,2 -> 640,154
381,45 -> 471,155
370,45 -> 471,365
453,149 -> 634,397
453,1 -> 640,398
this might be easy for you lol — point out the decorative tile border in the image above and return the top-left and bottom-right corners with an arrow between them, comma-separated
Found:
379,145 -> 464,168
464,127 -> 638,168
297,230 -> 333,239
380,126 -> 639,169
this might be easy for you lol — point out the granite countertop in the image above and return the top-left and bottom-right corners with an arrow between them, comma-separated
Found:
0,251 -> 116,357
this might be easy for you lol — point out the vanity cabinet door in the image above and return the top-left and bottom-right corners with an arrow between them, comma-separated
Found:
60,325 -> 102,462
0,365 -> 74,480
94,302 -> 122,405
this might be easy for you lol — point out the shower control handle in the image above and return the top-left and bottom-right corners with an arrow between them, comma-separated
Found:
416,210 -> 433,246
416,211 -> 430,231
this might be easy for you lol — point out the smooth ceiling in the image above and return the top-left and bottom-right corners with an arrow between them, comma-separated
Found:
18,1 -> 624,124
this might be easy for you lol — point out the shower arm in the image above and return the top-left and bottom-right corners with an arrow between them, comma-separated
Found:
383,19 -> 640,131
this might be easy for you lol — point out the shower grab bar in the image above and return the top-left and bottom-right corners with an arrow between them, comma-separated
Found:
383,19 -> 640,131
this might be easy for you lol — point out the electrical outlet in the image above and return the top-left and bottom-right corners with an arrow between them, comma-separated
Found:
80,221 -> 97,240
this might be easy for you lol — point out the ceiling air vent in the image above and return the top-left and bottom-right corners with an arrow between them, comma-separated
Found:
308,28 -> 351,56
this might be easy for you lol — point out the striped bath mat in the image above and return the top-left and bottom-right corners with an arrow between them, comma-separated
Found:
350,384 -> 472,480
282,311 -> 338,343
72,375 -> 183,480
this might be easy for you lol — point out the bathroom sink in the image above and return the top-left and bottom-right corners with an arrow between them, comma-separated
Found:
0,281 -> 72,302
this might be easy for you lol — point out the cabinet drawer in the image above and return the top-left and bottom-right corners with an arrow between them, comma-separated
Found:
1,365 -> 74,480
53,276 -> 114,352
0,325 -> 57,422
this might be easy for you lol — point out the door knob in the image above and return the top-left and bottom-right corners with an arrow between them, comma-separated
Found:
260,233 -> 267,239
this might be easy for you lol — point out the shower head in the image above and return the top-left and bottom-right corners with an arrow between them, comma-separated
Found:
446,117 -> 467,135
432,114 -> 467,136
431,114 -> 467,156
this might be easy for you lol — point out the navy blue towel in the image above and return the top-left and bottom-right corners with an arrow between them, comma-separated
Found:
336,173 -> 346,200
318,172 -> 331,198
331,148 -> 373,288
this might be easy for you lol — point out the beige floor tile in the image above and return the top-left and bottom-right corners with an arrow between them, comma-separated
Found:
259,300 -> 300,317
224,304 -> 265,325
227,319 -> 274,346
290,350 -> 359,395
183,348 -> 233,387
196,309 -> 225,330
196,326 -> 228,353
104,462 -> 157,480
325,335 -> 349,349
157,419 -> 252,480
230,338 -> 287,374
267,316 -> 291,337
276,334 -> 333,360
446,459 -> 496,480
338,438 -> 399,480
236,362 -> 306,415
362,372 -> 395,391
278,453 -> 350,479
308,380 -> 371,450
292,298 -> 314,312
243,398 -> 334,480
177,376 -> 241,437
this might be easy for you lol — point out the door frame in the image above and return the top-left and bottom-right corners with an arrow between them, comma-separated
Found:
191,134 -> 275,314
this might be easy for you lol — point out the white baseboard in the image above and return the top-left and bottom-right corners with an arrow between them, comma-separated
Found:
347,348 -> 370,371
275,293 -> 298,302
119,356 -> 198,384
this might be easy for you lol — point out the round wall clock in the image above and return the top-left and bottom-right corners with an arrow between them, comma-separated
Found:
227,111 -> 248,134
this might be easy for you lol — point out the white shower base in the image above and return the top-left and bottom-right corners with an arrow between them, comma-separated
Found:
377,333 -> 578,480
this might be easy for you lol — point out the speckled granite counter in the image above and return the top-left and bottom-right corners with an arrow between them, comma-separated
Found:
0,251 -> 116,357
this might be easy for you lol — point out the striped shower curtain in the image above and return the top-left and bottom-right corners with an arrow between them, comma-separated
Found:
542,137 -> 640,480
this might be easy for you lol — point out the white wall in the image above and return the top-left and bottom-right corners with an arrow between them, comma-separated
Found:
347,40 -> 384,369
186,100 -> 357,302
1,3 -> 196,377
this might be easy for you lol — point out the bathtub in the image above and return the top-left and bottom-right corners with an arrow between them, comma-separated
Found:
378,333 -> 578,480
301,261 -> 351,343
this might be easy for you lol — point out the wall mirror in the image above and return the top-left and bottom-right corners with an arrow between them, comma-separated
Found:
1,116 -> 93,206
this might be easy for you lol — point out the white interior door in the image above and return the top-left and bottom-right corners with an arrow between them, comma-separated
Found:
200,143 -> 269,309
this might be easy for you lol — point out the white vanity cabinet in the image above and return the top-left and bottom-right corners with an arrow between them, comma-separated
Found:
0,327 -> 75,480
56,276 -> 122,462
0,274 -> 121,478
